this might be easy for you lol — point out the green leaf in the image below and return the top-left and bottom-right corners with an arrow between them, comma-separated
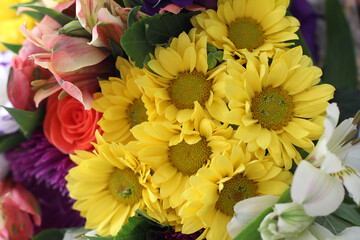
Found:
333,203 -> 360,226
0,132 -> 26,153
121,20 -> 155,68
207,54 -> 217,70
332,87 -> 360,122
109,39 -> 126,58
32,229 -> 65,240
1,106 -> 44,138
15,5 -> 74,26
145,12 -> 196,45
121,12 -> 196,68
21,10 -> 45,21
114,215 -> 169,240
0,42 -> 22,54
233,189 -> 292,240
315,214 -> 353,235
127,6 -> 141,28
323,0 -> 357,89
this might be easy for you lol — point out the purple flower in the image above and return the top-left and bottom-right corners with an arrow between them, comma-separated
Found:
142,0 -> 217,15
6,130 -> 74,194
21,178 -> 85,232
155,228 -> 204,240
290,0 -> 320,63
5,130 -> 85,231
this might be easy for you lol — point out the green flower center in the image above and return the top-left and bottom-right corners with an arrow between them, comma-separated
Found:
169,71 -> 212,109
109,168 -> 143,205
168,137 -> 212,175
128,99 -> 148,127
215,174 -> 257,216
251,87 -> 294,130
228,18 -> 264,50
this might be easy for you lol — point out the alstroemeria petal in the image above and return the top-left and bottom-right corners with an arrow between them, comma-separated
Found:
89,8 -> 125,48
51,36 -> 109,73
322,103 -> 339,141
320,151 -> 344,174
291,161 -> 344,216
227,195 -> 279,238
335,226 -> 360,239
308,222 -> 335,239
335,167 -> 360,205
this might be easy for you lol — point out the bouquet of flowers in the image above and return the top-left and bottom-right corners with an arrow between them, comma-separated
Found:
1,0 -> 360,239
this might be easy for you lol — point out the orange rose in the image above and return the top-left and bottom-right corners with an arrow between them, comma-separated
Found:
44,94 -> 102,154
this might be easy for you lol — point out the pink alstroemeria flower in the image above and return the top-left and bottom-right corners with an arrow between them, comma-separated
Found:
76,0 -> 132,48
0,178 -> 41,240
18,4 -> 110,109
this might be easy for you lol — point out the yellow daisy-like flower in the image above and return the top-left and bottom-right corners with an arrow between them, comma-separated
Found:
136,29 -> 229,123
191,0 -> 299,59
224,46 -> 335,169
91,57 -> 153,144
127,111 -> 234,214
0,0 -> 36,51
180,143 -> 292,240
66,132 -> 151,236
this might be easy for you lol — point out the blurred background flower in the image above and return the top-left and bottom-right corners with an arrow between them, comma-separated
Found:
0,0 -> 36,51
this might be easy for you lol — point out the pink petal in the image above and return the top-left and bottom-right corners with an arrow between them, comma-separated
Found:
51,35 -> 109,73
159,4 -> 183,14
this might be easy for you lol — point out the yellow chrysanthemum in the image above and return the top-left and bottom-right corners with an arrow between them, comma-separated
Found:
66,132 -> 152,236
224,46 -> 335,169
180,143 -> 292,240
126,111 -> 234,226
191,0 -> 299,59
91,57 -> 154,144
136,29 -> 229,123
0,0 -> 36,51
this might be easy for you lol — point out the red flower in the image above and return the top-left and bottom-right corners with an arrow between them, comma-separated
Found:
7,56 -> 51,111
0,178 -> 41,240
44,93 -> 102,154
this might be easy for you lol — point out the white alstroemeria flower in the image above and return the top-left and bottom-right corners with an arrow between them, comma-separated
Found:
258,202 -> 315,240
227,195 -> 279,238
0,154 -> 10,181
291,103 -> 360,216
0,51 -> 19,135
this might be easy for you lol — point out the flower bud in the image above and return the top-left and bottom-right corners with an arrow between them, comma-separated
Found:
258,202 -> 315,240
58,20 -> 91,38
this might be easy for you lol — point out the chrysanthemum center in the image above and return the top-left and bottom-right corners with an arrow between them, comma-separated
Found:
128,99 -> 148,127
109,168 -> 142,205
251,87 -> 294,130
168,137 -> 211,175
228,18 -> 264,50
169,71 -> 212,109
215,174 -> 257,216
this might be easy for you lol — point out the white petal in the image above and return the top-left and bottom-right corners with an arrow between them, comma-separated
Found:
288,229 -> 318,240
308,223 -> 335,239
334,226 -> 360,239
227,195 -> 279,238
227,217 -> 247,239
320,151 -> 345,174
337,167 -> 360,205
323,103 -> 340,141
344,148 -> 360,172
291,161 -> 344,216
